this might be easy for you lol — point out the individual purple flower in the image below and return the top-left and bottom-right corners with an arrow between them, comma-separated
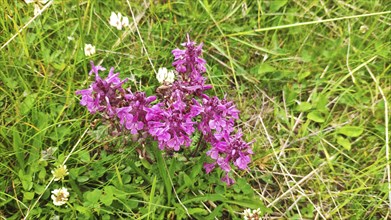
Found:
203,163 -> 216,174
234,153 -> 251,170
89,61 -> 106,76
221,173 -> 235,186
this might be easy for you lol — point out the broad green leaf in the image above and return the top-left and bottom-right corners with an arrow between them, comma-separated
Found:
226,197 -> 264,210
183,173 -> 194,187
122,198 -> 138,209
102,214 -> 111,220
23,191 -> 35,200
337,126 -> 364,137
141,158 -> 152,169
296,102 -> 312,112
190,155 -> 204,179
298,71 -> 311,82
100,191 -> 114,206
188,208 -> 208,215
33,184 -> 45,194
307,111 -> 325,123
3,76 -> 18,89
148,176 -> 157,219
183,194 -> 226,204
13,128 -> 25,168
122,174 -> 131,184
153,144 -> 172,206
77,176 -> 89,183
313,93 -> 329,112
21,178 -> 33,191
20,93 -> 38,115
78,150 -> 90,163
258,63 -> 276,75
75,205 -> 92,218
337,136 -> 351,150
38,169 -> 46,180
84,189 -> 102,204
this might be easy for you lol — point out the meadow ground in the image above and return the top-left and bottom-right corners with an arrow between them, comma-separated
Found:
0,0 -> 390,219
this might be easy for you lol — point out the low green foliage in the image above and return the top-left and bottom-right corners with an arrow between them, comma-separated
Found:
0,0 -> 390,219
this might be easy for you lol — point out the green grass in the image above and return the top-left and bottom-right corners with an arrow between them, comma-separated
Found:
0,0 -> 390,219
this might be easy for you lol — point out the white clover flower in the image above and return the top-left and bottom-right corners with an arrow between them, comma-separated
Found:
109,12 -> 130,30
25,0 -> 49,16
121,16 -> 129,28
109,12 -> 122,30
157,67 -> 175,84
51,165 -> 69,181
25,0 -> 48,4
84,44 -> 96,56
252,208 -> 261,215
51,187 -> 69,206
360,25 -> 369,34
242,208 -> 261,220
243,208 -> 252,219
49,215 -> 60,220
33,4 -> 41,16
67,36 -> 75,41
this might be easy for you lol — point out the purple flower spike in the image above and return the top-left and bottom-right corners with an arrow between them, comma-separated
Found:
171,35 -> 211,96
76,62 -> 156,137
76,35 -> 254,186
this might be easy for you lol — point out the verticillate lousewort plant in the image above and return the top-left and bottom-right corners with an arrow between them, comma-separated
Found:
76,35 -> 253,185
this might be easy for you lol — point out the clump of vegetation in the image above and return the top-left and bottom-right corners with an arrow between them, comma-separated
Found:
0,1 -> 390,219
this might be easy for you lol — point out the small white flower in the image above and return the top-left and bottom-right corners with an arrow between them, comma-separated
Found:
157,67 -> 175,84
109,12 -> 122,30
33,4 -> 41,16
128,73 -> 136,82
25,0 -> 48,4
109,12 -> 130,30
49,216 -> 60,220
262,53 -> 269,62
25,0 -> 49,16
359,25 -> 369,34
121,16 -> 129,28
252,208 -> 261,215
84,44 -> 96,56
243,208 -> 251,216
51,187 -> 69,206
242,208 -> 261,219
241,2 -> 248,17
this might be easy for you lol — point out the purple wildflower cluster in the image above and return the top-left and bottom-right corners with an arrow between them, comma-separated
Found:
76,35 -> 253,185
75,62 -> 156,138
